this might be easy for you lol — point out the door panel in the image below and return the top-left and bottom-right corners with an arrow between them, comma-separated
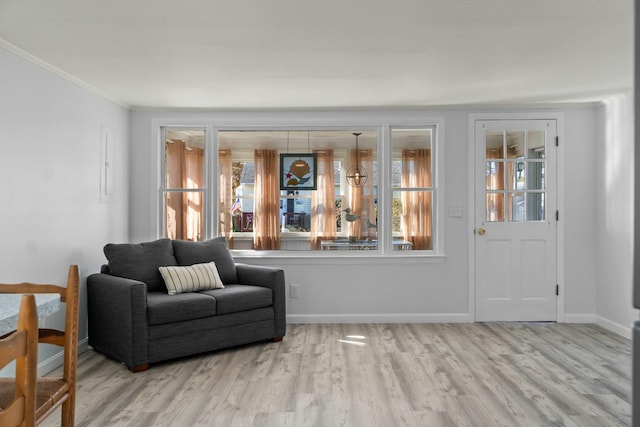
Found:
475,120 -> 557,321
485,240 -> 511,298
521,239 -> 546,298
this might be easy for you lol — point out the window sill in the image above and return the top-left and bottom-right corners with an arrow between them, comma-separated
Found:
231,250 -> 447,265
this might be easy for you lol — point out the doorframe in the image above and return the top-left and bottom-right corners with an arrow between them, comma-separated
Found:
467,112 -> 565,322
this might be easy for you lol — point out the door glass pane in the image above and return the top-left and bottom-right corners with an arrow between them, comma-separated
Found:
527,161 -> 544,190
486,193 -> 504,222
527,193 -> 545,221
506,161 -> 525,191
506,131 -> 525,159
486,131 -> 504,157
508,192 -> 525,222
486,161 -> 504,191
528,130 -> 545,158
516,161 -> 526,190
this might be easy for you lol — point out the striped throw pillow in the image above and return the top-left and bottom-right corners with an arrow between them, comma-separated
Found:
159,262 -> 225,295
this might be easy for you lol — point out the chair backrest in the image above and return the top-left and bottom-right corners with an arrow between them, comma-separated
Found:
0,265 -> 79,427
0,294 -> 38,427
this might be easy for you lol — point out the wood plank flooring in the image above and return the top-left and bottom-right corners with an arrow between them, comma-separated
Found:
40,323 -> 631,427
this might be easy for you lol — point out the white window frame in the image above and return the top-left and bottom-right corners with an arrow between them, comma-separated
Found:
152,115 -> 445,259
158,126 -> 210,240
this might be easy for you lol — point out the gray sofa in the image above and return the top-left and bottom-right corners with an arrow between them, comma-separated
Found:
87,237 -> 286,372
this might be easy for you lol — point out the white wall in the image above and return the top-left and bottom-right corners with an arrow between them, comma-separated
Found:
595,93 -> 638,337
563,108 -> 598,319
129,107 -> 601,325
0,45 -> 130,373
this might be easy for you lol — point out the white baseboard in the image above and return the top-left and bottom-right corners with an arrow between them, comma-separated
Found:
563,313 -> 596,323
595,315 -> 632,339
38,337 -> 90,376
287,313 -> 473,324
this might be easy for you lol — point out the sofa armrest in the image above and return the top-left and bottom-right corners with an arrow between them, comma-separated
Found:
87,273 -> 149,370
235,263 -> 286,338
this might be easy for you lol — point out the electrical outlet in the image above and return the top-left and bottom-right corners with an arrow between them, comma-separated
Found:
290,283 -> 300,298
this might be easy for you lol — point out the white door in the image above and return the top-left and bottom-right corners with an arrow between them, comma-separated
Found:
475,120 -> 557,321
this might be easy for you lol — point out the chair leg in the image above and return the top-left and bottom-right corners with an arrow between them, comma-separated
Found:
271,336 -> 284,342
61,399 -> 74,427
130,364 -> 149,373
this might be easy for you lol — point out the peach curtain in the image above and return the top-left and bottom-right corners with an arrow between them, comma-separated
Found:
346,148 -> 375,240
311,149 -> 336,249
184,148 -> 203,241
401,149 -> 431,250
486,147 -> 504,221
253,149 -> 280,250
218,149 -> 234,248
486,146 -> 516,221
165,140 -> 203,241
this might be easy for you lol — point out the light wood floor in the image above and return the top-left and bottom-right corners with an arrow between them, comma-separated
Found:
41,323 -> 631,427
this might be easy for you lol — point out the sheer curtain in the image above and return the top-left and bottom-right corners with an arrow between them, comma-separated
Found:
253,149 -> 280,250
311,149 -> 336,249
346,148 -> 375,240
486,146 -> 516,221
165,140 -> 203,241
401,149 -> 431,250
486,147 -> 504,222
218,149 -> 234,247
184,148 -> 203,241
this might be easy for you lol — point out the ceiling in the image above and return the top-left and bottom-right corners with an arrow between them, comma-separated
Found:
0,0 -> 633,109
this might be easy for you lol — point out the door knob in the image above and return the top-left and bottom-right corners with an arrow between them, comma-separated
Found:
476,227 -> 486,235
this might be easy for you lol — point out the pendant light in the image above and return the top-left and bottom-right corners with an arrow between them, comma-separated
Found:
346,132 -> 367,187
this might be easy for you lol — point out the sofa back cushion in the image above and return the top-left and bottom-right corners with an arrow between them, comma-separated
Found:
104,238 -> 177,292
172,237 -> 238,284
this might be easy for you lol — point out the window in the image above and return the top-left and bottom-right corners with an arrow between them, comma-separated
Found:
391,127 -> 434,250
159,124 -> 440,255
217,130 -> 377,251
161,128 -> 206,241
485,130 -> 545,222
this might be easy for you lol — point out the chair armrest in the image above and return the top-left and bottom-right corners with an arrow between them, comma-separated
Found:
235,263 -> 286,337
87,273 -> 149,369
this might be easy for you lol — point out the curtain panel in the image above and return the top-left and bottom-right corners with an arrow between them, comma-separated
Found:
311,149 -> 337,249
184,148 -> 203,241
346,149 -> 375,240
401,149 -> 431,250
253,149 -> 280,250
218,149 -> 234,248
486,146 -> 516,222
165,140 -> 203,241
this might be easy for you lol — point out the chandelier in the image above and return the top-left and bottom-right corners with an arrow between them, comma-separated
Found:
346,132 -> 367,187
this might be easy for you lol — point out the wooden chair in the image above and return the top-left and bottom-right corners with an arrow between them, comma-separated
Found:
0,294 -> 38,427
0,265 -> 80,427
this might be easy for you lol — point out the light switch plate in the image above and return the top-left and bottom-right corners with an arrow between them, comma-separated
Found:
448,205 -> 464,218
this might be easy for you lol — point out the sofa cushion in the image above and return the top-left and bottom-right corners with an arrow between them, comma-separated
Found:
159,262 -> 225,295
201,285 -> 272,315
146,292 -> 216,325
172,237 -> 238,284
104,238 -> 177,292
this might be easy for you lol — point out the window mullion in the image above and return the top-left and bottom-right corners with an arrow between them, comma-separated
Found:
380,125 -> 392,254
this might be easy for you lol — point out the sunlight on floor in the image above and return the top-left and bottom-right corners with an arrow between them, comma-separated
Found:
338,335 -> 368,346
